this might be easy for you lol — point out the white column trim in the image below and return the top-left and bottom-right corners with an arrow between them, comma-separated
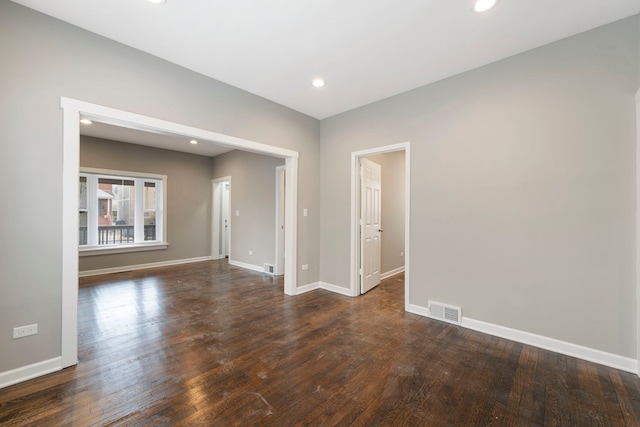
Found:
284,156 -> 298,295
61,104 -> 80,368
635,88 -> 640,376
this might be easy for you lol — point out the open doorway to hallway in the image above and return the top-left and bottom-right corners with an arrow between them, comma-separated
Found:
363,151 -> 406,289
212,177 -> 231,260
350,142 -> 410,309
210,151 -> 286,278
357,151 -> 406,307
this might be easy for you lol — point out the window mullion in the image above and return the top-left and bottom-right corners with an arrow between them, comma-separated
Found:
157,180 -> 163,242
87,175 -> 99,246
134,179 -> 144,243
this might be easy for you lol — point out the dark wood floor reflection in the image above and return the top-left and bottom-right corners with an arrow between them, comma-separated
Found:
1,260 -> 640,425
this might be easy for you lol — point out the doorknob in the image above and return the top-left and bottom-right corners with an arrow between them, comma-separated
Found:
378,229 -> 384,233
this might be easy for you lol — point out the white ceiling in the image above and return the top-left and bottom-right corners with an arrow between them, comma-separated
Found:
13,0 -> 640,120
80,120 -> 234,157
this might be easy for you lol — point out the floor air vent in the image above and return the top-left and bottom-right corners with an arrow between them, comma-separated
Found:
263,263 -> 275,275
427,300 -> 462,325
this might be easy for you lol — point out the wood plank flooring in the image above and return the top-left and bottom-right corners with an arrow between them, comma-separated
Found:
1,259 -> 640,426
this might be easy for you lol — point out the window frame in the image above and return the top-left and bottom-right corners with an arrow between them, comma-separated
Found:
79,167 -> 168,256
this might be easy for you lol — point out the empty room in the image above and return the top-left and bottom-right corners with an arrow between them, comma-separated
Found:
2,0 -> 640,425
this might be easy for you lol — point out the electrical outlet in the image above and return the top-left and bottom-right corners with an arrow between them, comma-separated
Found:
249,250 -> 253,255
400,252 -> 404,257
13,324 -> 38,339
301,264 -> 309,271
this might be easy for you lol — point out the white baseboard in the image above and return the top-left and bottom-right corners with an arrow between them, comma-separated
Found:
0,357 -> 62,389
320,282 -> 355,297
296,281 -> 320,294
79,256 -> 214,277
408,304 -> 431,318
228,259 -> 265,274
381,266 -> 405,280
296,282 -> 354,297
408,304 -> 637,374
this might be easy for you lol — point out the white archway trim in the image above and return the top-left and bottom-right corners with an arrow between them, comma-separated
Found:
635,88 -> 640,376
350,142 -> 411,310
61,97 -> 299,368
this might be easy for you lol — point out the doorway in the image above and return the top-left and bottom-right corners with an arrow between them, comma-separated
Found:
61,97 -> 300,369
212,177 -> 231,259
350,142 -> 410,309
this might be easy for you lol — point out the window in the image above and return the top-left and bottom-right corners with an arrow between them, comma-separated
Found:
79,168 -> 167,254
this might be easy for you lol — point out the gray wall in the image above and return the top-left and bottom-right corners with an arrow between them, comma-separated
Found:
320,17 -> 639,358
0,2 -> 319,373
366,152 -> 405,275
211,150 -> 285,269
79,136 -> 212,272
0,0 -> 638,379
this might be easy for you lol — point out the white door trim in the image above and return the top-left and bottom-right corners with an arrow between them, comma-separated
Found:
61,97 -> 299,368
212,177 -> 231,260
635,88 -> 640,376
350,142 -> 410,310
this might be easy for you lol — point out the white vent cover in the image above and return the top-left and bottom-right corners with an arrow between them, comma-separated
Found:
427,300 -> 462,325
263,263 -> 275,275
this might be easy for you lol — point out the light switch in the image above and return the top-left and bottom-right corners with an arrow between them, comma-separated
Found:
303,208 -> 308,217
235,210 -> 240,216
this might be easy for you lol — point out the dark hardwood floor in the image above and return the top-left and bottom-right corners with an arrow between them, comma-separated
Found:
1,260 -> 640,426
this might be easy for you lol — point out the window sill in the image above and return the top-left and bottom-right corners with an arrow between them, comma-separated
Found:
79,242 -> 169,257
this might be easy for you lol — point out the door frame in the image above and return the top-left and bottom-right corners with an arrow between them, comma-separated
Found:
635,88 -> 640,376
350,142 -> 410,309
61,97 -> 299,368
212,177 -> 231,260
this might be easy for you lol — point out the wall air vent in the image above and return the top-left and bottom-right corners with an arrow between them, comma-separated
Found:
427,300 -> 462,325
263,263 -> 275,275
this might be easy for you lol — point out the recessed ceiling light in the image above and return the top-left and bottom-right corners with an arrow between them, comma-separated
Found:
312,79 -> 326,88
190,140 -> 198,145
80,118 -> 92,125
473,0 -> 497,13
147,0 -> 167,4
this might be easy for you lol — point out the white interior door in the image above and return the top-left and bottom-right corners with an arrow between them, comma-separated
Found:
212,178 -> 231,259
360,158 -> 382,294
275,166 -> 286,275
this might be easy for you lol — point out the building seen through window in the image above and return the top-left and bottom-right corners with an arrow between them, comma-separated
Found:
79,171 -> 163,247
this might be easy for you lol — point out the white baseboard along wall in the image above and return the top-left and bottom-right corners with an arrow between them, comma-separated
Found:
6,264 -> 634,390
309,280 -> 637,374
406,303 -> 637,374
79,256 -> 213,277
